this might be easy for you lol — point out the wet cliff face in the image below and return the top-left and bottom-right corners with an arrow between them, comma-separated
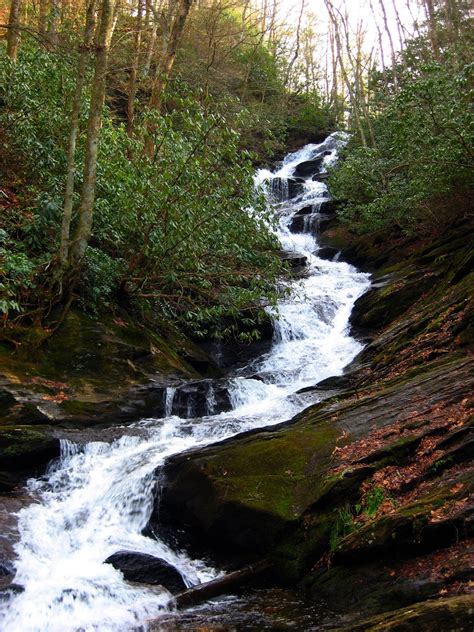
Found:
159,218 -> 473,627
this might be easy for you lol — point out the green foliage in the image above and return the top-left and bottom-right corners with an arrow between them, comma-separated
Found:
0,42 -> 283,337
329,35 -> 473,234
329,486 -> 391,552
329,505 -> 355,553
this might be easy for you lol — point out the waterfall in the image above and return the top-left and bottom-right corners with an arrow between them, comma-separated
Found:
0,132 -> 370,632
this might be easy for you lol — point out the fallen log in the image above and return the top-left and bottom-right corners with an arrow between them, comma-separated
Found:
174,559 -> 272,609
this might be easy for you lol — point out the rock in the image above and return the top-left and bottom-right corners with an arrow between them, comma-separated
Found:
0,426 -> 60,473
157,355 -> 473,575
317,246 -> 339,261
170,379 -> 232,418
344,595 -> 474,631
294,205 -> 313,215
333,473 -> 473,564
0,582 -> 24,602
0,309 -> 220,429
293,157 -> 325,178
105,551 -> 186,593
289,214 -> 310,233
287,177 -> 305,198
270,177 -> 304,200
318,200 -> 339,214
279,251 -> 308,270
312,172 -> 329,181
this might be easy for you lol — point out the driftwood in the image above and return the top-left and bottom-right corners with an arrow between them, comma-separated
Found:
174,559 -> 272,609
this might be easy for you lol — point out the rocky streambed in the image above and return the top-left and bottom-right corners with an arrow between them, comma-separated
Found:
0,135 -> 473,630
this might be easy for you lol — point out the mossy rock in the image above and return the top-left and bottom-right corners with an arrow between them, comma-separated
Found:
343,595 -> 474,631
0,309 -> 221,428
158,415 -> 341,554
0,425 -> 59,489
333,472 -> 473,564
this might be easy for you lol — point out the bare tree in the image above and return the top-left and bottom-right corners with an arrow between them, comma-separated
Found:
377,0 -> 398,90
6,0 -> 22,61
422,0 -> 441,59
69,0 -> 117,265
127,0 -> 145,136
145,0 -> 193,157
59,0 -> 98,267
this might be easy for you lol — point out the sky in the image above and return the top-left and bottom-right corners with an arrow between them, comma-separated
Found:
273,0 -> 424,55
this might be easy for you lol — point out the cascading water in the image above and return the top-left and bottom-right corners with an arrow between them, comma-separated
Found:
0,133 -> 370,632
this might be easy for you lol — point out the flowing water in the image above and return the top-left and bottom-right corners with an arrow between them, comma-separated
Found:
0,134 -> 370,631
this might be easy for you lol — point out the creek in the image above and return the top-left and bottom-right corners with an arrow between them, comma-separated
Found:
0,133 -> 370,631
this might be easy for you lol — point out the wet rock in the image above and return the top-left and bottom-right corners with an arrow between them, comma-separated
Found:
0,582 -> 24,602
105,551 -> 186,592
345,595 -> 474,632
158,356 -> 473,572
306,542 -> 474,626
317,246 -> 339,261
295,205 -> 313,215
279,251 -> 308,271
293,158 -> 325,178
289,213 -> 311,233
318,200 -> 339,214
170,379 -> 232,418
270,177 -> 304,200
0,426 -> 60,473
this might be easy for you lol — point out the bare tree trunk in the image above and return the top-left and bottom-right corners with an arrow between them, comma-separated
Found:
46,0 -> 60,46
145,0 -> 193,158
423,0 -> 440,59
38,0 -> 48,35
143,0 -> 159,77
6,0 -> 22,61
69,0 -> 116,265
59,0 -> 98,267
127,0 -> 144,136
325,0 -> 367,146
377,0 -> 398,90
283,0 -> 305,88
370,0 -> 386,77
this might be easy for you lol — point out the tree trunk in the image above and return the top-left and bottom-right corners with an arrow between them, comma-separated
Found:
6,0 -> 22,61
59,0 -> 98,267
377,0 -> 398,91
127,0 -> 144,136
423,0 -> 440,59
38,0 -> 48,35
145,0 -> 193,158
69,0 -> 116,265
174,560 -> 271,609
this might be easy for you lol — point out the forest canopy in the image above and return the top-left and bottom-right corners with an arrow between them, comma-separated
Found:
0,0 -> 472,338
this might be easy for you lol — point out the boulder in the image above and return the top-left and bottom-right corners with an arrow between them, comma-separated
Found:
317,246 -> 339,261
278,251 -> 308,270
293,157 -> 324,178
318,200 -> 339,214
289,214 -> 310,233
270,177 -> 304,200
0,426 -> 60,473
105,551 -> 186,593
170,379 -> 232,418
294,205 -> 313,215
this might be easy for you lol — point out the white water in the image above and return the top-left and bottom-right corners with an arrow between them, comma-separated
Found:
0,133 -> 370,632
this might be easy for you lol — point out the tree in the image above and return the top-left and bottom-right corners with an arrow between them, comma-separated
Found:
6,0 -> 22,61
59,0 -> 98,267
68,0 -> 117,266
145,0 -> 193,157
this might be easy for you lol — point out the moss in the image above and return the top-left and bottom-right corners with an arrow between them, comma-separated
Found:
0,425 -> 59,470
348,595 -> 474,631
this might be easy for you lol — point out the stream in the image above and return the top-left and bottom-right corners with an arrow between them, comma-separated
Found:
0,133 -> 370,631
